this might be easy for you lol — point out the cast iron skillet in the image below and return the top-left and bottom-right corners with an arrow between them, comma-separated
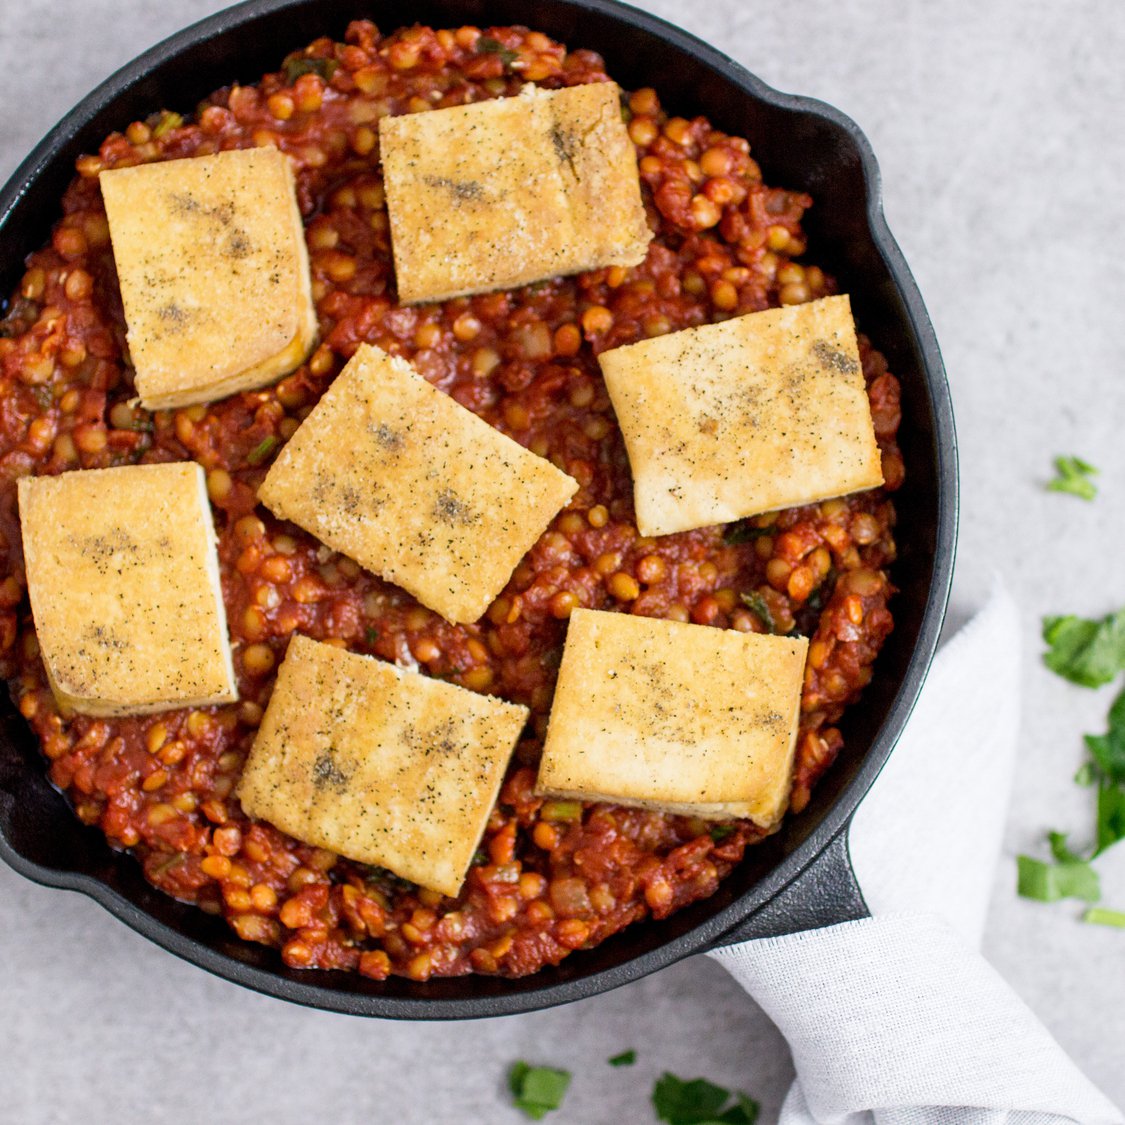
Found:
0,0 -> 957,1018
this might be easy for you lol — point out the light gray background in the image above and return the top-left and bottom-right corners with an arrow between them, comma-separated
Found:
2,1 -> 1124,1121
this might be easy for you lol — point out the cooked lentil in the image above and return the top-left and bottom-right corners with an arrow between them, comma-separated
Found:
0,21 -> 902,979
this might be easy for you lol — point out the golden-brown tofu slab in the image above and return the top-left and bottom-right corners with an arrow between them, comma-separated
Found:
17,462 -> 237,716
99,147 -> 316,409
379,81 -> 652,303
536,609 -> 808,828
236,634 -> 529,896
598,295 -> 884,537
258,343 -> 578,624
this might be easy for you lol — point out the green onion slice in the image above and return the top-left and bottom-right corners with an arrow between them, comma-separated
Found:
247,435 -> 279,466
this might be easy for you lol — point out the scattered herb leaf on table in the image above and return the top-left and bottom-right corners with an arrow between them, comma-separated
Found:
1046,455 -> 1099,500
1016,854 -> 1100,903
508,1062 -> 572,1120
1023,597 -> 1125,914
1041,609 -> 1125,688
652,1072 -> 759,1124
1084,907 -> 1125,928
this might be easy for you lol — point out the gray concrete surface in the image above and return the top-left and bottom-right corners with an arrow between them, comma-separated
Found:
2,1 -> 1124,1121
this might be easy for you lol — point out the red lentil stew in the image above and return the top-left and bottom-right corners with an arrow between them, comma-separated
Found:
0,21 -> 902,980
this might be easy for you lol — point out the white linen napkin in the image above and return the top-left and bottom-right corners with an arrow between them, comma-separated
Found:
708,584 -> 1124,1124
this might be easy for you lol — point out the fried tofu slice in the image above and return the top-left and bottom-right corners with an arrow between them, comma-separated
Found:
99,147 -> 316,409
598,295 -> 884,537
237,634 -> 529,896
379,81 -> 652,303
536,609 -> 808,828
17,463 -> 236,717
258,343 -> 578,624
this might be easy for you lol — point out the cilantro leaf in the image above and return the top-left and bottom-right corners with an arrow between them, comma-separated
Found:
1048,830 -> 1085,865
1024,664 -> 1125,912
1017,854 -> 1100,902
806,572 -> 834,613
1042,609 -> 1125,687
1085,737 -> 1115,780
509,1062 -> 530,1098
478,37 -> 519,65
1047,455 -> 1098,500
722,520 -> 771,545
608,1049 -> 636,1067
1084,686 -> 1125,783
1084,906 -> 1125,928
740,592 -> 776,634
1095,783 -> 1125,856
721,1093 -> 761,1124
151,110 -> 183,139
653,1075 -> 728,1123
508,1062 -> 570,1120
1074,761 -> 1097,787
709,824 -> 735,843
652,1073 -> 758,1125
283,56 -> 339,85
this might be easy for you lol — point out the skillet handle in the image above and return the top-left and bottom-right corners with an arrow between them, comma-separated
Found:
709,826 -> 868,947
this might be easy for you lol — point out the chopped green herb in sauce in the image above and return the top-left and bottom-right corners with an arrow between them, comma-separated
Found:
806,572 -> 835,613
608,1049 -> 637,1067
539,799 -> 583,823
1047,455 -> 1098,500
151,851 -> 187,877
283,55 -> 339,84
508,1062 -> 571,1120
151,110 -> 184,139
722,520 -> 772,545
362,864 -> 414,893
477,37 -> 519,65
739,591 -> 776,634
247,435 -> 279,466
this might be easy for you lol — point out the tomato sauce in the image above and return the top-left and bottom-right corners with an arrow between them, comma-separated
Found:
0,21 -> 901,979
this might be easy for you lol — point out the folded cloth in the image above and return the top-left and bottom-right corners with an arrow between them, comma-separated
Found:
708,583 -> 1124,1125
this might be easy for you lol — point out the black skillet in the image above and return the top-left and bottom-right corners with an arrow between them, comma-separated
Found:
0,0 -> 958,1018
